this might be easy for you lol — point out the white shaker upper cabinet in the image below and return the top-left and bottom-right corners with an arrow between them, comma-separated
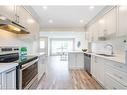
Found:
87,26 -> 94,42
92,22 -> 99,41
26,11 -> 35,33
97,7 -> 117,39
117,6 -> 127,37
26,15 -> 39,40
0,6 -> 16,21
98,15 -> 107,38
105,7 -> 117,37
16,6 -> 29,28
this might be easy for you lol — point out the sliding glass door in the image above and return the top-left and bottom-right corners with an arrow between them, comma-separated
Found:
50,38 -> 74,56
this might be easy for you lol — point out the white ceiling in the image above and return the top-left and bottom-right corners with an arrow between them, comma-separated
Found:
30,6 -> 105,28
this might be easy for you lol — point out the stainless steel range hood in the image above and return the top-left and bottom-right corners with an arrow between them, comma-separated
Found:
0,16 -> 30,34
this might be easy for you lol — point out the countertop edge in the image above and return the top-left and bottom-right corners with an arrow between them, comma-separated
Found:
0,63 -> 18,73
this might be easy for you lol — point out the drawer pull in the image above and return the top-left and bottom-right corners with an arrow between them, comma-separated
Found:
114,64 -> 122,68
118,66 -> 122,68
113,74 -> 122,79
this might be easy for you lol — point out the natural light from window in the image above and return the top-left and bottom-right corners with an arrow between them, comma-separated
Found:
40,41 -> 45,49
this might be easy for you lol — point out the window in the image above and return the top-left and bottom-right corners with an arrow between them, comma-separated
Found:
40,41 -> 45,49
50,39 -> 74,56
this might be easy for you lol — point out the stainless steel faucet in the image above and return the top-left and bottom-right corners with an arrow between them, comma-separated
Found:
104,44 -> 114,55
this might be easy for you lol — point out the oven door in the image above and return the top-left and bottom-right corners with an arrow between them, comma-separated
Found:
20,59 -> 38,89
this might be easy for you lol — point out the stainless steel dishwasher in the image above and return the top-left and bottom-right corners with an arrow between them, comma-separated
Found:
84,53 -> 91,75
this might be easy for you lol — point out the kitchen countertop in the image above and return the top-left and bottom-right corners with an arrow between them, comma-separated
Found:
0,63 -> 18,73
28,52 -> 46,56
68,51 -> 84,53
83,52 -> 125,64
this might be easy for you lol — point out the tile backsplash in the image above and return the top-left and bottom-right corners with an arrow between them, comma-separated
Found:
0,29 -> 37,54
92,35 -> 127,55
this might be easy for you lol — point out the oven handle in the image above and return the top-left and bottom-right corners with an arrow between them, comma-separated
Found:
21,58 -> 39,70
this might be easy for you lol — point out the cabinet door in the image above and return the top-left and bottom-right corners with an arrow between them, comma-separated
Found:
34,21 -> 40,40
16,6 -> 28,28
92,22 -> 99,41
105,73 -> 127,89
96,62 -> 104,85
91,56 -> 104,86
30,20 -> 40,40
26,11 -> 35,32
0,6 -> 15,21
98,15 -> 107,37
68,53 -> 76,69
85,32 -> 89,41
117,6 -> 127,37
2,68 -> 16,89
38,56 -> 44,80
91,56 -> 98,78
88,26 -> 94,42
106,7 -> 117,38
38,55 -> 47,81
76,53 -> 84,69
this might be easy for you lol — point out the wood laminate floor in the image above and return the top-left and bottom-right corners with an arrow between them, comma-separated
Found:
37,56 -> 103,89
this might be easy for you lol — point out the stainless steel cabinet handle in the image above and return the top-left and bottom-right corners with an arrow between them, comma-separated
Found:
114,64 -> 122,68
113,73 -> 122,79
17,16 -> 20,23
118,66 -> 122,68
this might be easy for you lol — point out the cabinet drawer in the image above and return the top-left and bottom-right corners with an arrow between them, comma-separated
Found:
105,73 -> 127,89
104,58 -> 127,72
105,65 -> 127,86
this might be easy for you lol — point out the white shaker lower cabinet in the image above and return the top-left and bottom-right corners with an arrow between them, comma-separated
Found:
1,67 -> 16,89
38,54 -> 47,81
105,73 -> 127,89
91,55 -> 127,89
91,56 -> 104,86
76,53 -> 84,68
68,52 -> 84,69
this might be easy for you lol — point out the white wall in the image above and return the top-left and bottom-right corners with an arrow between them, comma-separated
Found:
0,29 -> 36,55
40,31 -> 86,55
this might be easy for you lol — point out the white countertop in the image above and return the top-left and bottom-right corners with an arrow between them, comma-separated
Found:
28,52 -> 46,56
0,63 -> 18,73
83,52 -> 125,64
68,51 -> 84,53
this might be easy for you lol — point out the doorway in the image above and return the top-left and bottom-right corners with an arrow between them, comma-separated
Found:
50,38 -> 74,56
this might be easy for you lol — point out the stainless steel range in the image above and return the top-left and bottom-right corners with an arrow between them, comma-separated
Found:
0,47 -> 39,89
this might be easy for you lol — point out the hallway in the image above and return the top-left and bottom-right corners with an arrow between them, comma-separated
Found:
37,56 -> 102,89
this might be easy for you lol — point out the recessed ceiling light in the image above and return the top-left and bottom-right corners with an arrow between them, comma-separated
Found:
49,19 -> 53,23
80,20 -> 84,23
43,6 -> 47,10
89,6 -> 95,10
